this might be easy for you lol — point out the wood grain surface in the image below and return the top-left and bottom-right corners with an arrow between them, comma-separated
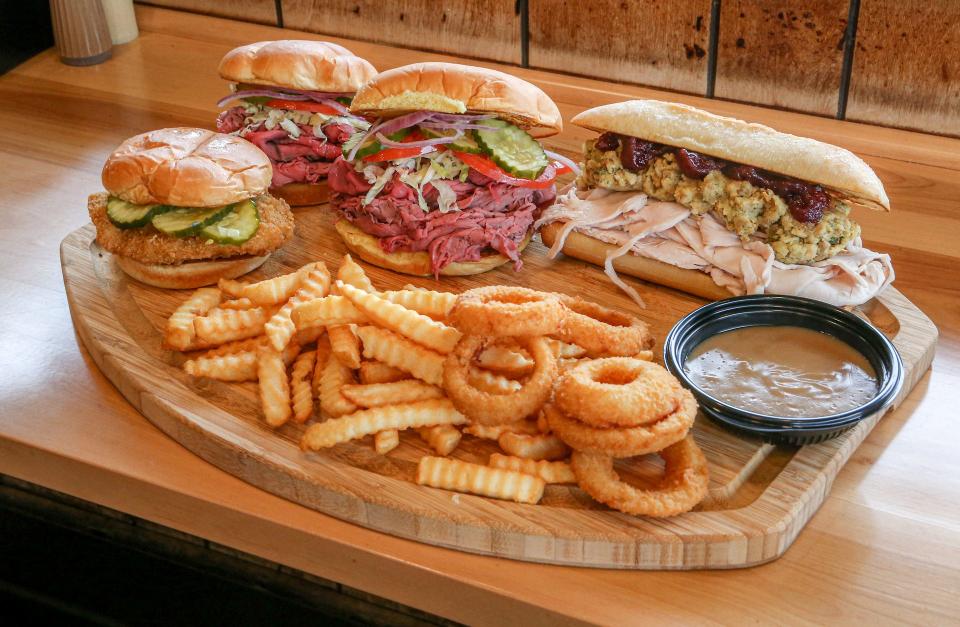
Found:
714,0 -> 849,116
281,0 -> 522,65
527,0 -> 712,95
2,6 -> 960,623
846,0 -> 960,136
136,0 -> 278,25
60,215 -> 936,568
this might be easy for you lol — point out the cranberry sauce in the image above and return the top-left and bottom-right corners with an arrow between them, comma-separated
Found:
596,132 -> 827,223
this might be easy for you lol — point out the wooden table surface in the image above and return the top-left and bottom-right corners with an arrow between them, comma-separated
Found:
2,7 -> 958,624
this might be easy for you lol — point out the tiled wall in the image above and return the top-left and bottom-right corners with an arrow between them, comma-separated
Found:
137,0 -> 960,137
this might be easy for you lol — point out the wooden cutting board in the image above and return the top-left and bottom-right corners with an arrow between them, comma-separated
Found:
60,209 -> 937,569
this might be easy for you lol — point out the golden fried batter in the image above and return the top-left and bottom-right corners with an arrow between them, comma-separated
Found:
88,192 -> 294,265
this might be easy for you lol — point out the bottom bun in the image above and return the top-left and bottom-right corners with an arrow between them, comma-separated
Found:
539,222 -> 731,301
116,254 -> 269,289
272,181 -> 329,206
335,219 -> 531,277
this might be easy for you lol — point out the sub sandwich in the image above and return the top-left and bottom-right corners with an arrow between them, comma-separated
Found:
537,100 -> 894,307
216,40 -> 377,206
328,61 -> 572,277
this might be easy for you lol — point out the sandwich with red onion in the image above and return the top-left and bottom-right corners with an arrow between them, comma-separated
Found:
216,40 -> 377,206
328,62 -> 574,276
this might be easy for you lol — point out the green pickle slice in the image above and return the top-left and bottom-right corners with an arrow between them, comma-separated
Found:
200,199 -> 260,245
475,119 -> 548,179
151,204 -> 234,237
106,196 -> 169,229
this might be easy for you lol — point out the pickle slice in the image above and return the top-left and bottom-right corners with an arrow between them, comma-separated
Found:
475,119 -> 548,180
106,196 -> 169,229
199,199 -> 260,245
152,204 -> 234,238
421,128 -> 483,154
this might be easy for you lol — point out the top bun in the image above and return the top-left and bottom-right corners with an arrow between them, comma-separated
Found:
350,62 -> 562,137
102,128 -> 272,207
218,40 -> 377,93
573,100 -> 890,210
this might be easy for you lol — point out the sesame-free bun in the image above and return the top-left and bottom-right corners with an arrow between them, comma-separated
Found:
218,40 -> 377,93
116,255 -> 270,290
573,100 -> 890,211
102,128 -> 272,207
335,220 -> 531,276
350,62 -> 562,137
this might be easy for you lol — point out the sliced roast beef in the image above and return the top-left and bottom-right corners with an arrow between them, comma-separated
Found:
216,106 -> 246,134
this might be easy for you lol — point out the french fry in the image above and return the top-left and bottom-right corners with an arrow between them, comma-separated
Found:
358,361 -> 410,384
463,420 -> 540,440
215,297 -> 255,311
356,326 -> 445,386
337,254 -> 377,293
401,284 -> 429,292
341,380 -> 444,408
328,324 -> 361,369
295,324 -> 326,347
319,347 -> 358,417
312,335 -> 332,398
466,366 -> 522,394
498,432 -> 570,461
183,351 -> 258,382
302,399 -> 467,450
488,454 -> 576,484
418,424 -> 461,456
265,266 -> 332,351
292,295 -> 368,329
338,282 -> 461,354
536,411 -> 550,434
235,262 -> 319,305
217,278 -> 248,299
258,345 -> 291,427
380,289 -> 456,320
194,306 -> 272,345
475,344 -> 534,377
415,457 -> 544,504
200,336 -> 265,358
546,338 -> 587,359
374,430 -> 399,454
290,350 -> 317,423
165,287 -> 221,350
635,350 -> 654,361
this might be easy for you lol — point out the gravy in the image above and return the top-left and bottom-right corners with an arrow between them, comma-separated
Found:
684,326 -> 877,418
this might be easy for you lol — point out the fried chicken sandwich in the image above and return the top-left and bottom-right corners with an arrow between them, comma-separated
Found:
216,40 -> 378,206
538,100 -> 894,307
89,128 -> 294,289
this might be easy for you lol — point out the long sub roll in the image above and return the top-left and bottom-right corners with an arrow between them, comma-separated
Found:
536,100 -> 894,307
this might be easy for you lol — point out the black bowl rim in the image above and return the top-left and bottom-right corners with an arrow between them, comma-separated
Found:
662,294 -> 904,431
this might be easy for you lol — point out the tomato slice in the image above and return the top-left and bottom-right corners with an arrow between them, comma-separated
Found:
451,151 -> 558,189
363,145 -> 437,162
264,99 -> 342,115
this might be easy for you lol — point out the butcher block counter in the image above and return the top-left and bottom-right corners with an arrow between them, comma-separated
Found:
2,7 -> 959,624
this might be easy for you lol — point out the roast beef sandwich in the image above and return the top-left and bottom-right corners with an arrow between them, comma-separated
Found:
89,128 -> 294,289
329,61 -> 573,277
216,40 -> 377,206
537,100 -> 894,307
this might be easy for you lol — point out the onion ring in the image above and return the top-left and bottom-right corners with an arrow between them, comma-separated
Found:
544,390 -> 696,458
443,335 -> 558,425
555,295 -> 653,357
448,286 -> 565,337
570,435 -> 709,517
555,358 -> 683,427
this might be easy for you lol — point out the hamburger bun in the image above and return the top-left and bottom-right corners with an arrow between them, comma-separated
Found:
539,222 -> 731,301
350,62 -> 562,137
573,100 -> 889,211
272,181 -> 329,207
115,255 -> 270,290
102,128 -> 272,207
218,40 -> 377,93
335,220 -> 531,277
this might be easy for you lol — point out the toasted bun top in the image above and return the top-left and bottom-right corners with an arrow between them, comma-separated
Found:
350,62 -> 562,137
573,100 -> 890,210
102,128 -> 272,207
218,40 -> 377,92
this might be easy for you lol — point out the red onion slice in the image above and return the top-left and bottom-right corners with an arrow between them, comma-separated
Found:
545,149 -> 581,176
375,129 -> 463,149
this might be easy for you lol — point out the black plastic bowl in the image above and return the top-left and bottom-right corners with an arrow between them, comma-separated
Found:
662,295 -> 904,445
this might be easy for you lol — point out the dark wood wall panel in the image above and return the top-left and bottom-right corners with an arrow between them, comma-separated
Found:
846,0 -> 960,136
527,0 -> 712,95
714,0 -> 849,116
136,0 -> 278,25
281,0 -> 521,65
